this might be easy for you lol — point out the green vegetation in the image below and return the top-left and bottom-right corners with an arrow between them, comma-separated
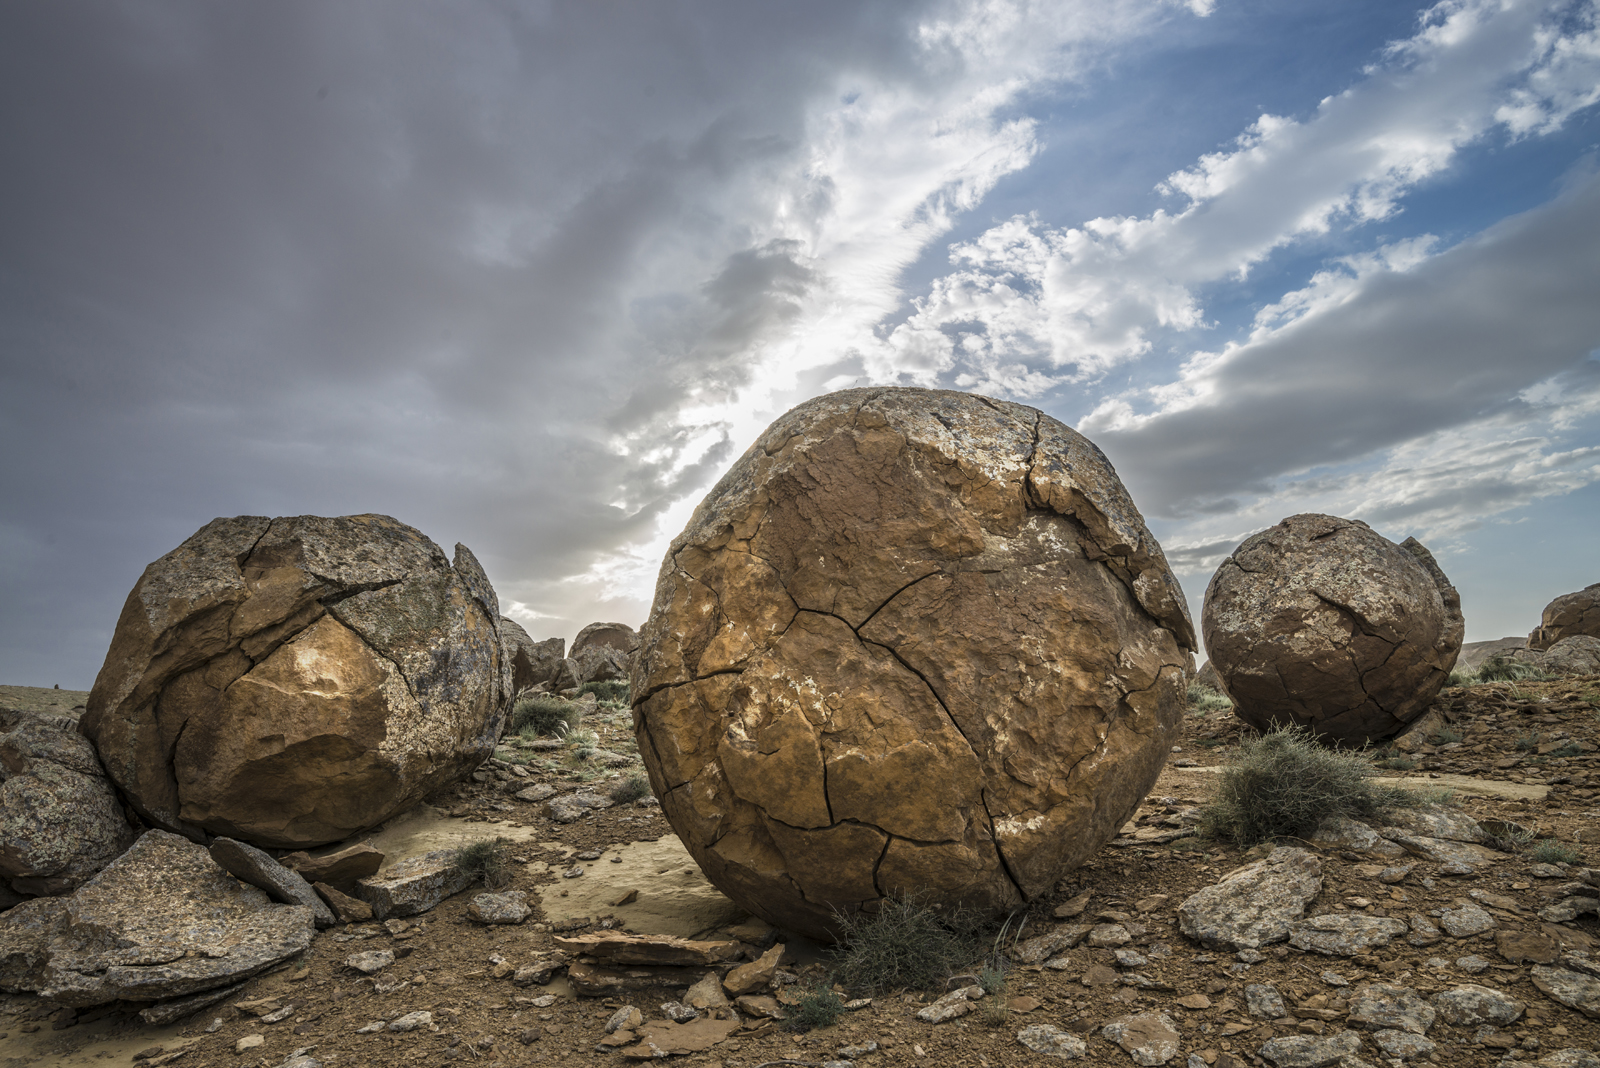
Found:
1187,682 -> 1232,713
608,770 -> 653,804
1515,732 -> 1542,752
1376,754 -> 1417,771
453,836 -> 513,890
562,727 -> 600,761
1428,726 -> 1464,745
1549,742 -> 1583,758
829,896 -> 983,995
782,984 -> 845,1033
1528,840 -> 1584,865
582,679 -> 631,705
1197,724 -> 1435,848
1478,657 -> 1549,683
510,694 -> 583,738
1446,668 -> 1479,687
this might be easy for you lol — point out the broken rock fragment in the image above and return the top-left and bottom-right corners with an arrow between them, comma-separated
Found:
1178,847 -> 1322,950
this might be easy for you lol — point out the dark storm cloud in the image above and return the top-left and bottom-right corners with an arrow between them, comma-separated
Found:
1096,170 -> 1600,519
0,1 -> 949,684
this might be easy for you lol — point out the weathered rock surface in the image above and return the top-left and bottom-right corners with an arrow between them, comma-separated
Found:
467,891 -> 530,925
311,882 -> 371,923
498,618 -> 565,694
571,622 -> 638,684
1178,848 -> 1322,949
1202,515 -> 1463,744
1257,1030 -> 1363,1068
208,838 -> 335,928
1528,583 -> 1600,650
1347,982 -> 1435,1033
80,514 -> 512,849
1532,964 -> 1600,1019
1288,915 -> 1409,956
277,843 -> 384,890
0,830 -> 314,1008
1509,635 -> 1600,677
354,848 -> 475,919
633,388 -> 1196,936
1102,1012 -> 1181,1065
1431,983 -> 1524,1026
1016,1022 -> 1088,1059
0,711 -> 136,897
553,931 -> 739,967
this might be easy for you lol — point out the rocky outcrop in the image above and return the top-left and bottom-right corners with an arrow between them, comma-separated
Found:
633,388 -> 1196,938
1498,635 -> 1600,678
0,830 -> 314,1009
0,710 -> 136,897
1202,515 -> 1464,744
1528,583 -> 1600,651
81,514 -> 512,849
572,622 -> 637,684
498,618 -> 565,694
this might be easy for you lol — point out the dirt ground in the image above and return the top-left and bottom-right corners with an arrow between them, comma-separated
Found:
3,677 -> 1597,1068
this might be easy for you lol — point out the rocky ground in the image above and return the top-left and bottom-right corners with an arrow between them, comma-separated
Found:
3,677 -> 1598,1068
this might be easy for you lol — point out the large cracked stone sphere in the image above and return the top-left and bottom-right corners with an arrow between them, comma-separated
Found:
1202,514 -> 1463,745
632,388 -> 1197,938
82,514 -> 511,848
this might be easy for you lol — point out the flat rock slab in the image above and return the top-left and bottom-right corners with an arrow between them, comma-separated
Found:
1288,915 -> 1409,956
277,844 -> 384,888
468,891 -> 531,925
567,961 -> 708,997
1432,983 -> 1524,1026
537,834 -> 743,939
1532,965 -> 1600,1019
1348,982 -> 1435,1034
1017,1023 -> 1087,1059
618,1017 -> 740,1058
1102,1012 -> 1181,1066
209,838 -> 335,929
1258,1030 -> 1364,1068
1178,847 -> 1322,950
0,830 -> 314,1008
354,848 -> 474,920
552,931 -> 740,966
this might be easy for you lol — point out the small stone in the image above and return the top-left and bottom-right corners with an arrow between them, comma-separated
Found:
1531,864 -> 1566,878
1178,848 -> 1323,950
1347,982 -> 1436,1035
1531,965 -> 1600,1018
1373,1029 -> 1436,1060
1379,864 -> 1416,884
1237,948 -> 1265,964
1288,914 -> 1409,956
237,1035 -> 264,1052
1089,924 -> 1132,948
1054,891 -> 1093,919
1016,1023 -> 1088,1059
1319,971 -> 1349,987
1257,1030 -> 1364,1068
1102,1013 -> 1181,1066
344,950 -> 395,975
387,1011 -> 433,1033
916,986 -> 981,1024
1432,983 -> 1524,1026
512,959 -> 561,986
205,1018 -> 224,1033
563,866 -> 585,879
468,891 -> 532,925
1245,984 -> 1287,1018
1176,994 -> 1212,1010
838,1042 -> 879,1058
1115,949 -> 1150,968
354,1021 -> 385,1034
1438,903 -> 1496,937
514,783 -> 556,803
1406,913 -> 1443,947
1456,954 -> 1491,974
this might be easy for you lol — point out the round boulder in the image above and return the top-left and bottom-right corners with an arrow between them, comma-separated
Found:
82,514 -> 511,849
498,617 -> 565,694
1528,583 -> 1600,651
1202,514 -> 1463,744
572,622 -> 638,684
632,388 -> 1196,938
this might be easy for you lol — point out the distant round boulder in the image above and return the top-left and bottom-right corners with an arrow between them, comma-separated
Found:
1202,514 -> 1463,745
498,617 -> 565,694
1528,583 -> 1600,651
632,388 -> 1196,938
571,621 -> 638,684
82,514 -> 511,849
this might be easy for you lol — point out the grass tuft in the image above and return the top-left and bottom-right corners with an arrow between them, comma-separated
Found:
1478,657 -> 1549,683
1528,840 -> 1584,865
1515,732 -> 1542,752
510,695 -> 583,738
829,895 -> 983,995
608,770 -> 653,804
1446,668 -> 1478,687
581,679 -> 631,705
1197,724 -> 1436,848
453,836 -> 513,890
1187,682 -> 1232,713
782,984 -> 844,1033
1428,726 -> 1464,745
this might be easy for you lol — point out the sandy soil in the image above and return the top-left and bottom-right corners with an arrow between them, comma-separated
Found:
2,679 -> 1597,1068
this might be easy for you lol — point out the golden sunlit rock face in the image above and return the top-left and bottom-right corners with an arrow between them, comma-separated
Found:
632,388 -> 1196,939
82,514 -> 510,849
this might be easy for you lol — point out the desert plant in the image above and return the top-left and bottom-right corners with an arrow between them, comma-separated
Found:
1377,755 -> 1417,771
829,896 -> 982,995
1528,840 -> 1584,865
1197,724 -> 1432,848
1515,732 -> 1542,752
1548,742 -> 1583,758
1428,726 -> 1464,745
782,984 -> 844,1033
511,695 -> 583,738
582,679 -> 631,705
1479,657 -> 1548,683
608,770 -> 653,804
1187,682 -> 1232,713
1446,668 -> 1478,687
562,726 -> 600,761
454,836 -> 513,889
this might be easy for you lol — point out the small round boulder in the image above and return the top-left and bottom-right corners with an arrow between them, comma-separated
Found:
1202,514 -> 1463,744
1528,583 -> 1600,651
632,388 -> 1196,938
82,514 -> 511,848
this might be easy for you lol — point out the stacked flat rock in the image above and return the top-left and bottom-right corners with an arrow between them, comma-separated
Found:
81,514 -> 511,848
632,388 -> 1196,938
1202,514 -> 1464,745
1528,583 -> 1600,651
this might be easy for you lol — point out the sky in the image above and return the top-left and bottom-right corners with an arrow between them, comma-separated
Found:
3,0 -> 1599,689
